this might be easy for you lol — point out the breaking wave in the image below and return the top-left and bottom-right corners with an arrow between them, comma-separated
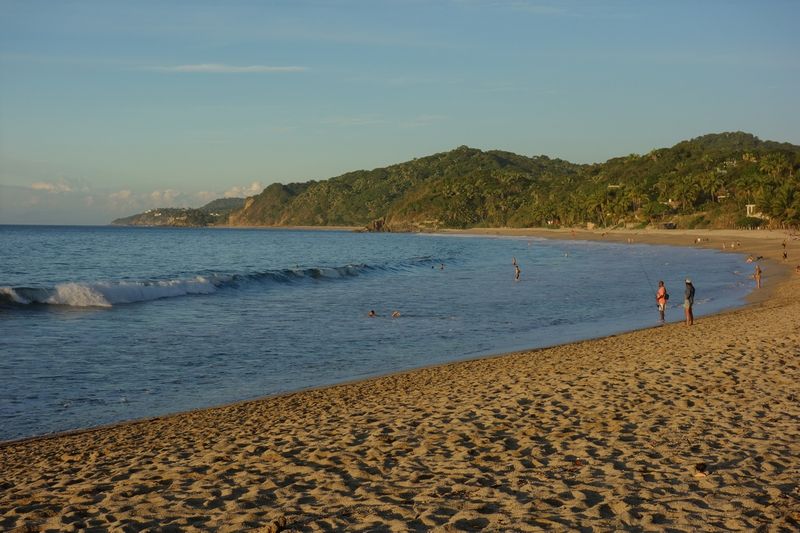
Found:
0,257 -> 438,308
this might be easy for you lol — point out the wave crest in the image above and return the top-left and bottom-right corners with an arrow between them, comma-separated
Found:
0,257 -> 439,309
0,277 -> 219,308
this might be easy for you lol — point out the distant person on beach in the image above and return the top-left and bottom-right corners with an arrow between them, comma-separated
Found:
656,280 -> 668,322
514,263 -> 521,281
684,278 -> 695,326
754,264 -> 762,288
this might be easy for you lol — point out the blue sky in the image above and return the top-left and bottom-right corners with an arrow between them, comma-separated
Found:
1,0 -> 798,224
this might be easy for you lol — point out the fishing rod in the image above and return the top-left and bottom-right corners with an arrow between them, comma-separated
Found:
636,250 -> 657,293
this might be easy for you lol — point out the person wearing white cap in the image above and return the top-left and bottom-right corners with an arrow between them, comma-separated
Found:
684,278 -> 695,326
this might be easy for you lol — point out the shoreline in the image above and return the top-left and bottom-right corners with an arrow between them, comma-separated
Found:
439,226 -> 795,306
2,229 -> 798,531
2,228 -> 782,448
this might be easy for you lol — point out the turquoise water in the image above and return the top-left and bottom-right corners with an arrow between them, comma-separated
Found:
0,225 -> 751,441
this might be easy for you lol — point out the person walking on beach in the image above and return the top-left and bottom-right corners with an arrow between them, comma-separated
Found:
656,280 -> 668,323
754,264 -> 762,289
684,278 -> 695,326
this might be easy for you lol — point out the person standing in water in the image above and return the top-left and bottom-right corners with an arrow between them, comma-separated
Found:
684,278 -> 695,326
753,264 -> 762,288
655,280 -> 668,323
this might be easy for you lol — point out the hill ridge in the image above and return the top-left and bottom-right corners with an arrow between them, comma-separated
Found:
115,132 -> 800,230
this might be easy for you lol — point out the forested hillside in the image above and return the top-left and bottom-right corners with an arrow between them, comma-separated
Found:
229,132 -> 800,230
228,147 -> 582,229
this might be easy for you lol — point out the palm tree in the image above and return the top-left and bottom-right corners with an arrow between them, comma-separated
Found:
700,171 -> 726,202
759,153 -> 791,182
732,174 -> 757,203
673,177 -> 701,213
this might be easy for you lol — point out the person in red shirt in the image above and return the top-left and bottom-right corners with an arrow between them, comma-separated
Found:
656,280 -> 668,323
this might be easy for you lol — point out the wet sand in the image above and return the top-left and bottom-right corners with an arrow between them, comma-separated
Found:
1,229 -> 799,532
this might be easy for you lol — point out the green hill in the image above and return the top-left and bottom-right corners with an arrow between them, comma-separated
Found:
229,132 -> 800,230
229,146 -> 583,230
111,197 -> 244,227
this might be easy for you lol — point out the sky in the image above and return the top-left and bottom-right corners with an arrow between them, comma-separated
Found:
1,0 -> 798,225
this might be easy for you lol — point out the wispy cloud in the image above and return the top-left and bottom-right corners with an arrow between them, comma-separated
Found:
224,181 -> 263,198
151,64 -> 308,74
194,191 -> 220,204
149,189 -> 184,205
103,185 -> 261,212
108,189 -> 134,209
30,178 -> 89,194
30,179 -> 73,193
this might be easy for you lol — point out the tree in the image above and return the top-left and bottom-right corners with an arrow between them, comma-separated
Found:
759,153 -> 791,179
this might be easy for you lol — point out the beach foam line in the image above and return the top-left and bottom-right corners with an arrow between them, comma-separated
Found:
0,256 -> 444,308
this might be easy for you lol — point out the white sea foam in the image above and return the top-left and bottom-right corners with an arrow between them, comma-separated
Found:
4,265 -> 368,308
93,277 -> 218,305
45,283 -> 112,307
34,277 -> 219,307
0,287 -> 30,304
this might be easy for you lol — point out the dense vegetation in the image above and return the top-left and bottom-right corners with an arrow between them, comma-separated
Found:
567,132 -> 800,230
229,132 -> 800,230
112,198 -> 244,227
113,133 -> 800,230
229,147 -> 583,229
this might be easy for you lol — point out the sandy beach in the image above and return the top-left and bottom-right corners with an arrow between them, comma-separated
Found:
1,229 -> 799,532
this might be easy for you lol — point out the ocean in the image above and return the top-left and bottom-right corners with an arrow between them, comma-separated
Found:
0,225 -> 751,441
